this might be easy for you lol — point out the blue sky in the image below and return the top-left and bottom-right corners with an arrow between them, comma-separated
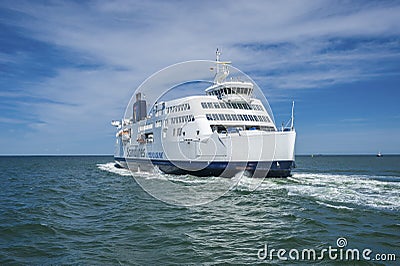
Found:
0,0 -> 399,155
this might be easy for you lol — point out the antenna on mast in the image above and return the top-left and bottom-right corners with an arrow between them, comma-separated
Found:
213,48 -> 231,83
216,48 -> 221,74
291,101 -> 295,130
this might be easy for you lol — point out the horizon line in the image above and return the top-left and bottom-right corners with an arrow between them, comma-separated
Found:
0,153 -> 399,157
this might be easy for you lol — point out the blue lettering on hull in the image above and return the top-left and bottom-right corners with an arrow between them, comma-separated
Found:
147,151 -> 164,159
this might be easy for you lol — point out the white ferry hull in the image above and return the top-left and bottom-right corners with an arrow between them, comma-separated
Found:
114,130 -> 295,178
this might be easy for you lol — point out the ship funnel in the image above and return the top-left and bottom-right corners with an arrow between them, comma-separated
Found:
133,92 -> 147,122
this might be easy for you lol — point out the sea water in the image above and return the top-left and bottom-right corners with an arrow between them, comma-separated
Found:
0,155 -> 399,264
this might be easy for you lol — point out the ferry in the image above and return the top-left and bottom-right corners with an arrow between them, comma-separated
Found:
112,51 -> 296,178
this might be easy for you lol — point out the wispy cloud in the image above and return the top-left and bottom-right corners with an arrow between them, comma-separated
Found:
340,118 -> 368,123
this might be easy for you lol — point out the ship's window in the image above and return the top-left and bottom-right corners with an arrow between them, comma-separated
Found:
226,114 -> 232,120
196,130 -> 199,135
201,102 -> 207,109
218,114 -> 225,120
249,115 -> 254,121
213,102 -> 220,108
238,114 -> 243,120
226,103 -> 232,109
212,114 -> 218,120
232,103 -> 238,109
183,132 -> 185,136
253,116 -> 259,122
207,102 -> 213,108
187,104 -> 190,110
177,128 -> 182,136
243,115 -> 249,121
220,102 -> 226,109
227,88 -> 232,94
231,114 -> 237,120
206,114 -> 212,120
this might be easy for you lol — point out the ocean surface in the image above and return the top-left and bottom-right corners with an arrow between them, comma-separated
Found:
0,155 -> 399,265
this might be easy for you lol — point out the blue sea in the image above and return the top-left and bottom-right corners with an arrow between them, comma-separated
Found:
0,155 -> 399,265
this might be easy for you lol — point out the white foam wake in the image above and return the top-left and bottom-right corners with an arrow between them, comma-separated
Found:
255,172 -> 400,210
97,163 -> 400,210
97,162 -> 132,176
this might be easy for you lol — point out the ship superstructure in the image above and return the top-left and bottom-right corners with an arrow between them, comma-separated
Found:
112,51 -> 296,178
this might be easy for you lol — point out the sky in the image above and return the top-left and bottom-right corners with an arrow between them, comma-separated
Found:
0,0 -> 399,155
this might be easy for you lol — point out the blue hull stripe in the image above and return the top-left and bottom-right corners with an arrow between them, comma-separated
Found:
114,157 -> 294,178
